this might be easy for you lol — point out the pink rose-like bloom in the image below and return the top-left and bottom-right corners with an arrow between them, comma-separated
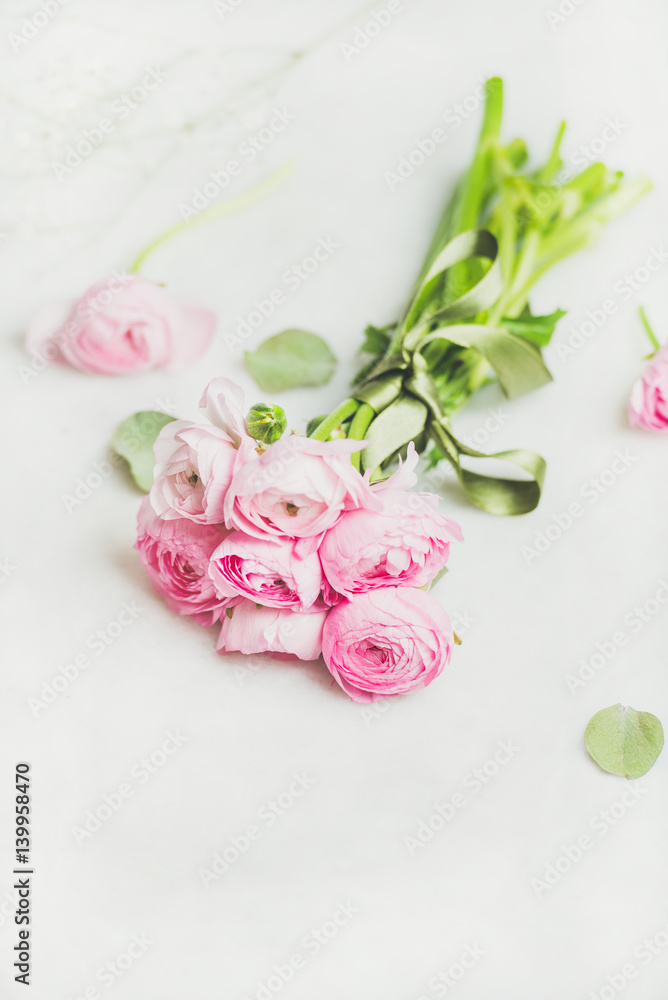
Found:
217,600 -> 327,660
209,532 -> 323,611
150,421 -> 239,524
135,497 -> 238,625
322,587 -> 454,702
26,274 -> 215,375
150,378 -> 254,524
319,489 -> 462,600
224,435 -> 376,541
629,345 -> 668,431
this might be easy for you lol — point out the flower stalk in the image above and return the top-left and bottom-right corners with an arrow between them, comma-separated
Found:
308,77 -> 651,514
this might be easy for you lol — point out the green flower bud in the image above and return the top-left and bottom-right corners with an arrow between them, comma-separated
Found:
246,402 -> 287,444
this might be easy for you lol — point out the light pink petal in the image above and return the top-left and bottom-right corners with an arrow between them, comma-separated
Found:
164,302 -> 216,372
200,377 -> 248,445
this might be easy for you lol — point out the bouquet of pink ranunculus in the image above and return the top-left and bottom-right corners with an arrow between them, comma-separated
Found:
135,377 -> 462,702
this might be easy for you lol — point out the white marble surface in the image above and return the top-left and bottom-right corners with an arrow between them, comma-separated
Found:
4,1 -> 668,997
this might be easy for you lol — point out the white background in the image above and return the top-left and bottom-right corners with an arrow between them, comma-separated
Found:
3,1 -> 668,998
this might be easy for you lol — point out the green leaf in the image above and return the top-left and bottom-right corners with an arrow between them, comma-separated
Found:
360,395 -> 428,475
361,323 -> 393,356
245,329 -> 337,392
501,308 -> 566,348
585,704 -> 664,779
417,322 -> 553,399
111,411 -> 177,493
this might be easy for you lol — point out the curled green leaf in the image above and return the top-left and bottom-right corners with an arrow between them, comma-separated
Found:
111,411 -> 176,493
585,704 -> 664,779
245,329 -> 337,392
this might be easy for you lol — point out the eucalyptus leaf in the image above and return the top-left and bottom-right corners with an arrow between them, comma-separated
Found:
245,329 -> 337,392
111,411 -> 176,493
585,704 -> 664,779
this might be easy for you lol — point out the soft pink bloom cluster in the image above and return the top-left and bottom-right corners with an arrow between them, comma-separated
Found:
136,378 -> 462,701
628,345 -> 668,431
26,274 -> 215,375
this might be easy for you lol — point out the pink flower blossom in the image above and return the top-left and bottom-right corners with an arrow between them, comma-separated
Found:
322,587 -> 453,702
319,488 -> 462,600
209,532 -> 324,611
224,435 -> 375,541
135,497 -> 237,625
629,344 -> 668,431
26,274 -> 214,374
150,378 -> 254,524
217,601 -> 326,660
150,421 -> 241,524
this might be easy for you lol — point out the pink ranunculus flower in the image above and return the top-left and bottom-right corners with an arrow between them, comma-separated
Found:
319,488 -> 462,601
217,600 -> 327,660
135,496 -> 238,625
208,532 -> 324,611
224,435 -> 377,541
26,274 -> 215,374
629,345 -> 668,431
150,377 -> 255,525
150,420 -> 240,524
322,587 -> 454,702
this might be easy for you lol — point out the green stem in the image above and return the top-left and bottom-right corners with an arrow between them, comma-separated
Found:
347,402 -> 375,469
638,306 -> 660,353
455,77 -> 504,233
129,161 -> 294,274
308,398 -> 358,440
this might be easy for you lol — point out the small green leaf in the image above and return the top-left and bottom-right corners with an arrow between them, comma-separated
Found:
585,704 -> 664,779
361,323 -> 394,356
111,411 -> 177,493
501,308 -> 566,348
245,329 -> 337,392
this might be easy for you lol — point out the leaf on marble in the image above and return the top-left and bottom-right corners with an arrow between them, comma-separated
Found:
245,329 -> 337,392
111,411 -> 176,492
585,703 -> 664,779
